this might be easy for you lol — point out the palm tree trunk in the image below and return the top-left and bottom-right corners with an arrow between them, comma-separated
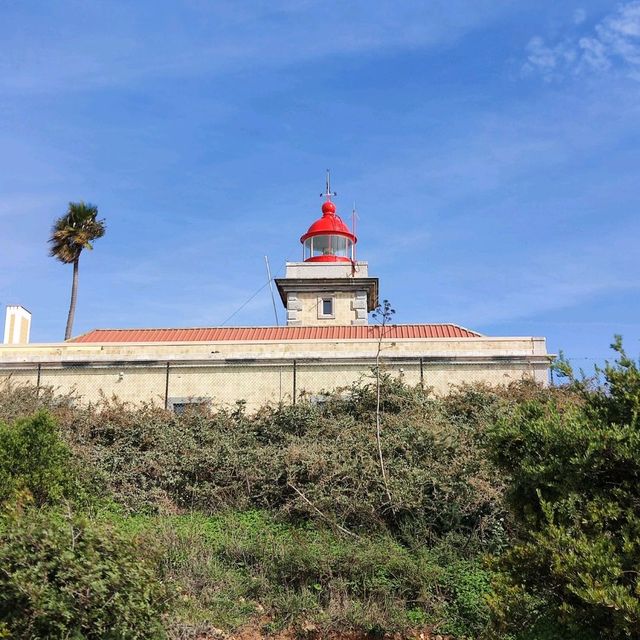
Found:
64,258 -> 79,340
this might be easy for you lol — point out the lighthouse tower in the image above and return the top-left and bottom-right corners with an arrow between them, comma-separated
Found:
275,175 -> 379,326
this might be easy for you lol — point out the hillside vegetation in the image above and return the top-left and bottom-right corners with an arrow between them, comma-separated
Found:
0,340 -> 638,639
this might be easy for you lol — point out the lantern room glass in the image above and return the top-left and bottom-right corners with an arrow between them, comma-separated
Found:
303,235 -> 353,260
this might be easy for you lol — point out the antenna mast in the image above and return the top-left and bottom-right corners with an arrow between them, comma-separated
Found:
264,256 -> 280,326
352,201 -> 358,261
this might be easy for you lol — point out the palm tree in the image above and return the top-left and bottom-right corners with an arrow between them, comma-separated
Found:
49,202 -> 106,340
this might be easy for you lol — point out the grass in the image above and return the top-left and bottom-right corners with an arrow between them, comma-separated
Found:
103,510 -> 492,638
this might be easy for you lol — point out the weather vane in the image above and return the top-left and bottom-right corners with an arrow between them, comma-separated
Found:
321,169 -> 337,201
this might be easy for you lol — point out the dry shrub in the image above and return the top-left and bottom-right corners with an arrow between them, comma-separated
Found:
0,375 -> 523,547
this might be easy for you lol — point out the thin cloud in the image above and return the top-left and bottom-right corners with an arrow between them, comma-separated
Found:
444,226 -> 640,325
573,8 -> 587,25
0,1 -> 515,93
345,81 -> 640,326
522,1 -> 640,81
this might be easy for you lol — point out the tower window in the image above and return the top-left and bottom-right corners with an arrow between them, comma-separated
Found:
318,297 -> 335,319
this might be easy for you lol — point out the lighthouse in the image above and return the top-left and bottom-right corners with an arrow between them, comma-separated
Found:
275,174 -> 379,326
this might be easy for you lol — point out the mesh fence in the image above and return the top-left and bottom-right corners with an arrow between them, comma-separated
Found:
0,358 -> 550,412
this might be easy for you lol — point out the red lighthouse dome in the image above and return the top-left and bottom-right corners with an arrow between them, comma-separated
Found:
300,177 -> 356,263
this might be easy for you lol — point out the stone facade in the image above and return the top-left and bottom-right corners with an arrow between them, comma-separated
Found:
285,290 -> 369,326
276,261 -> 378,326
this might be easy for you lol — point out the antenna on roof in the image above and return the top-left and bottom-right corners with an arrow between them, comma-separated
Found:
320,169 -> 337,201
352,201 -> 358,261
264,256 -> 280,326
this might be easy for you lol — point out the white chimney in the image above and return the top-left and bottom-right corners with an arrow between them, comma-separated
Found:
3,305 -> 31,345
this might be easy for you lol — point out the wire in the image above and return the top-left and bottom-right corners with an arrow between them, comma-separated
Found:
219,270 -> 282,327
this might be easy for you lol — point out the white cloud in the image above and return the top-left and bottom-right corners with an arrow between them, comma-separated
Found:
523,1 -> 640,80
522,36 -> 577,81
578,35 -> 612,72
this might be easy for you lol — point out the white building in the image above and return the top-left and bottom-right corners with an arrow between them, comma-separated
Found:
0,182 -> 551,410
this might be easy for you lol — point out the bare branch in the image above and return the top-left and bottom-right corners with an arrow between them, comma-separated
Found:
288,482 -> 359,538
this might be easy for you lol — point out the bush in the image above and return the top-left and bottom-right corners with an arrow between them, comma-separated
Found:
0,380 -> 75,423
0,411 -> 80,507
1,378 -> 509,549
486,339 -> 640,639
0,506 -> 170,639
0,376 -> 545,638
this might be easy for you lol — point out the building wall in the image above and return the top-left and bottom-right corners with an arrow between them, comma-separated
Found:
279,261 -> 375,327
0,336 -> 551,411
290,290 -> 367,326
284,261 -> 370,279
0,335 -> 549,362
0,359 -> 549,411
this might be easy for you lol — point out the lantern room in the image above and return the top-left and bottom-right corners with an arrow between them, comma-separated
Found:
275,174 -> 378,327
300,200 -> 356,262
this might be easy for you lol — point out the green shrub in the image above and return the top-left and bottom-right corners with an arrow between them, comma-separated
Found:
3,378 -> 509,548
486,339 -> 640,639
0,411 -> 80,507
439,558 -> 492,639
0,506 -> 170,639
0,377 -> 542,638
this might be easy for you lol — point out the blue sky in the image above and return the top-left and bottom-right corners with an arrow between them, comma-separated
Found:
1,0 -> 638,367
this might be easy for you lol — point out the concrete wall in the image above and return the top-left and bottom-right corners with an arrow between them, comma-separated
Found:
0,335 -> 552,411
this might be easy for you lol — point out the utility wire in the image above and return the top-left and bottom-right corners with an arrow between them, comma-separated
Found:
219,270 -> 282,327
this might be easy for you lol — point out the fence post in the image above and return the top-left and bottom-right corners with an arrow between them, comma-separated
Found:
419,357 -> 424,389
36,363 -> 42,396
164,362 -> 170,410
292,359 -> 297,405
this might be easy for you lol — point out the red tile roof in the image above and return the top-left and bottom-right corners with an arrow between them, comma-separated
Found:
70,324 -> 482,343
